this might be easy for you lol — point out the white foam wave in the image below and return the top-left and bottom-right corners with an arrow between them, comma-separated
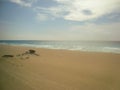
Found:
1,42 -> 120,54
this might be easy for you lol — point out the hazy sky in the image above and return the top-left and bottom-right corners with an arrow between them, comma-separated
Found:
0,0 -> 120,40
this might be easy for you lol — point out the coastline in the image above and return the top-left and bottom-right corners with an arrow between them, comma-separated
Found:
0,44 -> 120,90
0,43 -> 120,54
0,40 -> 120,54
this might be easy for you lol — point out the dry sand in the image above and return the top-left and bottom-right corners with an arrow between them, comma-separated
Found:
0,45 -> 120,90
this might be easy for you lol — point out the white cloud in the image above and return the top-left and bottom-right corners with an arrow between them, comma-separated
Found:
24,22 -> 120,41
36,0 -> 120,21
10,0 -> 120,22
68,22 -> 120,40
36,13 -> 48,21
10,0 -> 37,7
63,0 -> 120,21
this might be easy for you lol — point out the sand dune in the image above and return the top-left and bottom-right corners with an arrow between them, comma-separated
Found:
0,45 -> 120,90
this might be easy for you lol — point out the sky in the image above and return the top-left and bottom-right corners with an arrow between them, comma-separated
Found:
0,0 -> 120,40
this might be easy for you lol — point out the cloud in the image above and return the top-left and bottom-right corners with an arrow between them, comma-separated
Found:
10,0 -> 37,7
54,22 -> 120,40
10,0 -> 120,22
64,0 -> 120,21
68,22 -> 120,40
36,0 -> 120,21
36,13 -> 48,21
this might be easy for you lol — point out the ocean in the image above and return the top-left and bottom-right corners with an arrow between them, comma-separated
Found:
0,40 -> 120,54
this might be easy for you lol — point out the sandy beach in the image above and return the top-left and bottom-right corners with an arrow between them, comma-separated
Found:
0,45 -> 120,90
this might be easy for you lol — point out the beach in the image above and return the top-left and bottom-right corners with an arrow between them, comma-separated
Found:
0,45 -> 120,90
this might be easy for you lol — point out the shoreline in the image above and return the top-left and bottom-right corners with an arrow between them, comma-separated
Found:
0,44 -> 120,55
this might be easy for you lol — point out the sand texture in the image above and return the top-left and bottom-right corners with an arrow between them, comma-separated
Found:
0,45 -> 120,90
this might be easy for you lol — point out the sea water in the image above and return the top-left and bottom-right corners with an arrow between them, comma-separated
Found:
0,40 -> 120,54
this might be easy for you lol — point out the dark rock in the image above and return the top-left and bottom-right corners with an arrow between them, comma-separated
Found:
2,55 -> 14,58
29,50 -> 36,54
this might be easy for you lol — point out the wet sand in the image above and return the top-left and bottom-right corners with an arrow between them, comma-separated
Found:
0,45 -> 120,90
